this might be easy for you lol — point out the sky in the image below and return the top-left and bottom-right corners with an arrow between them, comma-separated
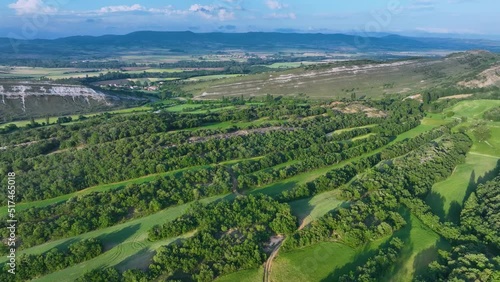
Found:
1,0 -> 499,39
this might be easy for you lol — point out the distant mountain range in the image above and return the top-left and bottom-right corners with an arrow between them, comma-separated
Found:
1,31 -> 499,59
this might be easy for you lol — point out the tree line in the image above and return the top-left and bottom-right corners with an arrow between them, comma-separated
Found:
0,239 -> 102,282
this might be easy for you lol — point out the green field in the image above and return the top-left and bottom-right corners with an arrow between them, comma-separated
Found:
164,104 -> 204,112
250,118 -> 447,198
422,100 -> 500,222
383,215 -> 448,282
288,190 -> 346,226
270,214 -> 446,282
0,166 -> 198,214
447,99 -> 500,120
426,153 -> 499,223
330,124 -> 378,135
436,100 -> 500,157
271,235 -> 390,281
215,267 -> 264,282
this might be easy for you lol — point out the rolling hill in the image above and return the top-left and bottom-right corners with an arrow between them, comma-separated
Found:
1,31 -> 500,60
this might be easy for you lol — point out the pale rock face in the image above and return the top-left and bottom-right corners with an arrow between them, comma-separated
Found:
0,82 -> 112,109
1,83 -> 106,99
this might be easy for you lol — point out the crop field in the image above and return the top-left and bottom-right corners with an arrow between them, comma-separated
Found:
0,66 -> 186,79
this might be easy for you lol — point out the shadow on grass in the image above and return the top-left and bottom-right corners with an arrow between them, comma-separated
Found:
476,159 -> 500,187
426,191 -> 446,221
287,190 -> 349,228
427,169 -> 477,224
115,247 -> 155,272
248,180 -> 300,198
51,238 -> 79,253
412,237 -> 450,279
319,209 -> 413,281
97,224 -> 142,251
446,201 -> 462,223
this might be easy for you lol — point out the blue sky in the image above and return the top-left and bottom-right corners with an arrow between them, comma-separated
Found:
1,0 -> 499,39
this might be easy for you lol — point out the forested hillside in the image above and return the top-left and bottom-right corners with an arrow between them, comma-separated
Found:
0,96 -> 498,281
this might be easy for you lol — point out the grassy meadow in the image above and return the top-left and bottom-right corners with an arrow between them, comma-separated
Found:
426,153 -> 499,223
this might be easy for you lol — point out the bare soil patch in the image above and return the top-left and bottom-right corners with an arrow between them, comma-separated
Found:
438,94 -> 473,100
331,103 -> 387,118
458,65 -> 500,88
404,94 -> 423,103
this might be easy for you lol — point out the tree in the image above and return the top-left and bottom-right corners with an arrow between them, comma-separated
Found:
473,124 -> 491,142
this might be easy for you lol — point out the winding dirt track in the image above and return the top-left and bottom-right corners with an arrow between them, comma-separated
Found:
263,239 -> 285,282
263,216 -> 310,282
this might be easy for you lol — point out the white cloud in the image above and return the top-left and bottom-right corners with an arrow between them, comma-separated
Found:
218,9 -> 235,21
8,0 -> 57,15
189,4 -> 235,21
407,0 -> 435,11
85,4 -> 234,21
415,27 -> 482,34
266,0 -> 287,10
266,12 -> 296,19
99,4 -> 145,14
8,1 -> 236,22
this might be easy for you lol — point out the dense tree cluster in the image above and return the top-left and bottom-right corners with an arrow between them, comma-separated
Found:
283,133 -> 472,251
483,106 -> 500,121
421,244 -> 500,282
237,135 -> 389,190
0,166 -> 231,248
3,109 -> 386,202
0,239 -> 102,282
279,154 -> 383,202
279,124 -> 453,202
145,195 -> 297,281
461,176 -> 500,248
77,267 -> 122,282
